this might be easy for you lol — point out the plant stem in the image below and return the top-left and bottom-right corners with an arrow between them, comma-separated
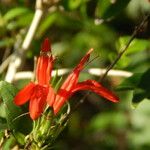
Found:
100,14 -> 150,82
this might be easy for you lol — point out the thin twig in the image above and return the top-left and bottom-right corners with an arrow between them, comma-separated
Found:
100,14 -> 150,82
5,2 -> 44,82
70,14 -> 150,115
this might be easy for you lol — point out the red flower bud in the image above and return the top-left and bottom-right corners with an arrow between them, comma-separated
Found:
41,38 -> 51,52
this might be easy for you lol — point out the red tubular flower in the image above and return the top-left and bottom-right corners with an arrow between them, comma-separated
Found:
53,49 -> 119,114
14,38 -> 119,119
14,38 -> 55,120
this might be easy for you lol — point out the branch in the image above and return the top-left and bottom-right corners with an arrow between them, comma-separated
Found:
100,14 -> 150,82
13,68 -> 132,81
70,14 -> 150,115
5,0 -> 45,83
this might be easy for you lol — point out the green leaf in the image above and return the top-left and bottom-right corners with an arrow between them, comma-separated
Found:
96,0 -> 131,19
62,0 -> 82,10
117,36 -> 149,54
116,73 -> 142,91
0,81 -> 22,130
138,68 -> 150,91
15,12 -> 33,27
117,68 -> 150,106
0,81 -> 32,134
2,135 -> 16,150
4,7 -> 30,21
68,0 -> 82,10
132,89 -> 147,108
0,117 -> 7,129
0,38 -> 14,48
37,13 -> 57,38
13,131 -> 25,145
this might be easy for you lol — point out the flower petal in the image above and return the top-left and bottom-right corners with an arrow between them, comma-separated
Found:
53,89 -> 71,114
72,80 -> 119,102
29,85 -> 48,120
74,48 -> 93,72
14,82 -> 35,105
53,49 -> 94,114
41,38 -> 51,52
36,56 -> 54,85
46,56 -> 54,84
46,86 -> 56,106
29,97 -> 46,120
58,48 -> 94,92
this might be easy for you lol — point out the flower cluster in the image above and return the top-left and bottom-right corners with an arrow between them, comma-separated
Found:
14,38 -> 119,120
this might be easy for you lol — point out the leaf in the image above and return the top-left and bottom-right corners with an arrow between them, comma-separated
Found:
138,68 -> 150,91
132,89 -> 147,108
36,13 -> 57,38
0,38 -> 14,48
0,117 -> 7,129
62,0 -> 82,10
96,0 -> 131,19
117,36 -> 149,54
13,131 -> 25,145
0,81 -> 22,130
68,0 -> 82,10
132,68 -> 150,106
0,81 -> 32,134
2,135 -> 16,150
116,73 -> 142,91
4,7 -> 30,21
117,68 -> 150,107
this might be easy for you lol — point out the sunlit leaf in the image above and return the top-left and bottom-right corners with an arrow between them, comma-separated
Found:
13,131 -> 25,145
62,0 -> 82,10
68,0 -> 82,10
4,7 -> 30,21
117,36 -> 149,54
2,135 -> 16,150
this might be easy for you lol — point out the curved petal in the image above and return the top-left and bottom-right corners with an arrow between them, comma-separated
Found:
46,56 -> 54,84
53,89 -> 71,114
72,80 -> 119,102
36,56 -> 48,85
53,49 -> 93,114
58,48 -> 94,92
29,85 -> 48,120
14,82 -> 35,105
74,48 -> 93,72
29,97 -> 46,120
46,86 -> 56,106
36,56 -> 54,85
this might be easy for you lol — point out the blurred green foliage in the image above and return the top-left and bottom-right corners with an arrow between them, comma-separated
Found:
0,0 -> 150,149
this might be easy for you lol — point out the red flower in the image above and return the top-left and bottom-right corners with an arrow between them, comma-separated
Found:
14,38 -> 55,120
52,49 -> 119,114
14,38 -> 119,119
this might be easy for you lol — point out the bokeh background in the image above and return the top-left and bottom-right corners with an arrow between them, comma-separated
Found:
0,0 -> 150,149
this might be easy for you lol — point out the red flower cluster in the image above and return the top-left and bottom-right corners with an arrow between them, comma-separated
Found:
14,38 -> 119,120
